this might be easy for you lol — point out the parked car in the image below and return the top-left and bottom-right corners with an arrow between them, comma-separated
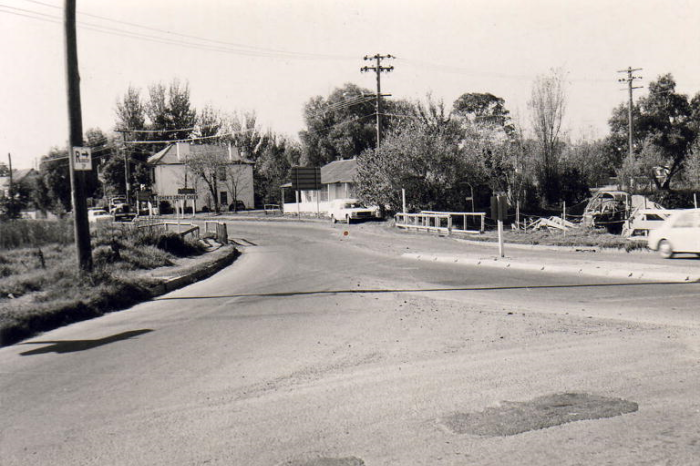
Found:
228,200 -> 246,212
87,208 -> 112,223
328,198 -> 379,224
647,209 -> 700,258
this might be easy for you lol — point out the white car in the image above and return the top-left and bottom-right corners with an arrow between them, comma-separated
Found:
87,208 -> 112,223
647,209 -> 700,258
328,198 -> 379,224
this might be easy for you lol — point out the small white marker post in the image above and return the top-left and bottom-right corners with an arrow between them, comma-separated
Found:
497,218 -> 504,258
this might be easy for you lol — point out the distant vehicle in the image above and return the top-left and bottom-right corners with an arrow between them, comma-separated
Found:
111,204 -> 136,222
87,208 -> 112,223
109,196 -> 127,213
328,198 -> 379,224
647,209 -> 700,258
228,200 -> 246,212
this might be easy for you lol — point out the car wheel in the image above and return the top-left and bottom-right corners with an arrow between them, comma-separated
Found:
345,215 -> 351,224
331,215 -> 337,224
658,240 -> 674,259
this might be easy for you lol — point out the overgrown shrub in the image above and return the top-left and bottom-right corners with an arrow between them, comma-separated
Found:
0,219 -> 73,249
644,190 -> 698,209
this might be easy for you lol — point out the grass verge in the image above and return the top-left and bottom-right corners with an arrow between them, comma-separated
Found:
0,221 -> 236,347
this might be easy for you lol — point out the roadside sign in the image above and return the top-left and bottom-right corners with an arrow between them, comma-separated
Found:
490,195 -> 508,221
135,191 -> 153,201
155,194 -> 198,201
72,147 -> 92,171
291,166 -> 321,190
178,188 -> 196,195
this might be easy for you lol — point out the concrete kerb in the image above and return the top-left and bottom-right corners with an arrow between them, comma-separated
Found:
149,246 -> 240,297
402,252 -> 700,283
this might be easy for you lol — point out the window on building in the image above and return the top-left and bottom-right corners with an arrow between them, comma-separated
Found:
220,191 -> 228,206
217,166 -> 227,181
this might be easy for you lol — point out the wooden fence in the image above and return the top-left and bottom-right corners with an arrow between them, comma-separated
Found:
395,211 -> 486,235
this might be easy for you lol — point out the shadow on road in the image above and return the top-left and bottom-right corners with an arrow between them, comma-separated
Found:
153,281 -> 699,301
19,329 -> 153,356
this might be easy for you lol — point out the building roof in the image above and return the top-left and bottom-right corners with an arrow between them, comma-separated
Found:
147,143 -> 253,165
321,158 -> 357,184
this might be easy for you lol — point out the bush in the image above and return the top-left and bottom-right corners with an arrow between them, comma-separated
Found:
644,190 -> 698,209
0,219 -> 73,249
134,230 -> 205,257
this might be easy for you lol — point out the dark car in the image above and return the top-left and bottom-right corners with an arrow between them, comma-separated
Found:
228,200 -> 246,212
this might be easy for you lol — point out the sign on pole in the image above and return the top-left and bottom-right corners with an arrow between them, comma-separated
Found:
490,195 -> 508,258
290,166 -> 321,191
72,147 -> 92,171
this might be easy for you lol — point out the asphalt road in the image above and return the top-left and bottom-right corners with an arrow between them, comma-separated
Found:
1,220 -> 699,465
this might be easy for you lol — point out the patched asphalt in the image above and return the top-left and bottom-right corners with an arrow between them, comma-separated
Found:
440,392 -> 639,436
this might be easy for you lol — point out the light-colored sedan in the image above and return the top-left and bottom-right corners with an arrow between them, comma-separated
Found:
328,198 -> 379,224
647,209 -> 700,258
87,208 -> 112,223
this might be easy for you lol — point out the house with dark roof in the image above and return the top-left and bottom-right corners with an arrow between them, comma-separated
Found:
148,143 -> 254,212
0,168 -> 38,198
282,158 -> 361,214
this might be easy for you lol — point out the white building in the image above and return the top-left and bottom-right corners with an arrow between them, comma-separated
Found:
283,158 -> 359,214
148,143 -> 254,212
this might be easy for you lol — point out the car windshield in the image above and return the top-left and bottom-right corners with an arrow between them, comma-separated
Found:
345,202 -> 364,209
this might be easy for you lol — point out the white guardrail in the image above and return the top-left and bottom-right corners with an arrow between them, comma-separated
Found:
395,211 -> 486,234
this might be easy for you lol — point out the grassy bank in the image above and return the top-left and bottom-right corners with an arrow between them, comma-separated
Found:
465,227 -> 646,251
0,221 -> 209,346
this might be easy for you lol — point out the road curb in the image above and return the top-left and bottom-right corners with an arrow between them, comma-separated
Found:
402,253 -> 700,283
149,247 -> 240,297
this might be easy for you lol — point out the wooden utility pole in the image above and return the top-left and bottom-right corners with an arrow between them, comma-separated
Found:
361,54 -> 394,148
7,153 -> 12,194
618,67 -> 643,159
65,0 -> 92,272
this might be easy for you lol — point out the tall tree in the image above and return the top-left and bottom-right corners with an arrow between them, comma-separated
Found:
609,74 -> 698,190
528,69 -> 567,206
39,147 -> 71,214
299,83 -> 377,167
453,92 -> 514,133
115,86 -> 146,136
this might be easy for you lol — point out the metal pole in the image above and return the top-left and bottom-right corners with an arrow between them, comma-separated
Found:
64,0 -> 92,272
402,188 -> 406,213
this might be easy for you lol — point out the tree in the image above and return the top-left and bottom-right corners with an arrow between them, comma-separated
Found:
356,119 -> 475,212
299,83 -> 378,166
145,79 -> 197,149
607,74 -> 699,190
453,92 -> 514,134
39,147 -> 72,214
255,135 -> 301,206
115,85 -> 146,134
528,69 -> 567,206
185,146 -> 228,213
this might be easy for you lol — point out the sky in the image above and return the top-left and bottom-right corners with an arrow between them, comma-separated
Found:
1,0 -> 700,169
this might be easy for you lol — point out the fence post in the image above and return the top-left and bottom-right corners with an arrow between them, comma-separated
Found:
480,214 -> 485,234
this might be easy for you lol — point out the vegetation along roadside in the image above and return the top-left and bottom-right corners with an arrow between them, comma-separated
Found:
0,219 -> 237,347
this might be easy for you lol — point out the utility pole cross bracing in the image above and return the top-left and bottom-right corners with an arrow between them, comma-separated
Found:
361,54 -> 395,148
618,66 -> 643,159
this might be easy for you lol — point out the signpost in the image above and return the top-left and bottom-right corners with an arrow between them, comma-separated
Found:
490,195 -> 508,258
72,147 -> 92,171
290,166 -> 322,217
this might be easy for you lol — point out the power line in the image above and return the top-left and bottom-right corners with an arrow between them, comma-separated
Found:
21,0 -> 352,60
115,123 -> 220,134
3,2 -> 354,61
123,128 -> 259,145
